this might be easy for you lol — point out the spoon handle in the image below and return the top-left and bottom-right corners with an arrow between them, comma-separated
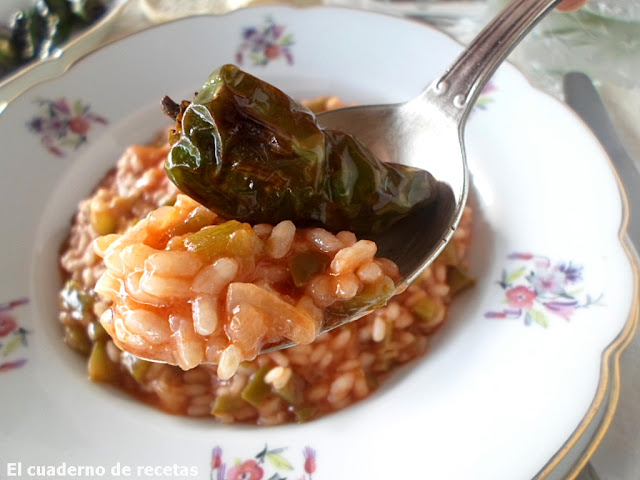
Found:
427,0 -> 562,124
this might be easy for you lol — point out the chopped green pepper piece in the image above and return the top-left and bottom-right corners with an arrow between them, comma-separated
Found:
63,324 -> 91,354
164,64 -> 438,235
168,209 -> 215,237
275,371 -> 306,406
87,341 -> 120,383
184,220 -> 262,266
241,365 -> 271,407
328,276 -> 395,322
412,297 -> 439,323
87,320 -> 108,342
90,209 -> 117,235
130,359 -> 150,383
211,394 -> 245,416
60,280 -> 94,322
184,220 -> 243,255
288,251 -> 330,287
120,352 -> 151,384
447,265 -> 475,296
294,406 -> 318,423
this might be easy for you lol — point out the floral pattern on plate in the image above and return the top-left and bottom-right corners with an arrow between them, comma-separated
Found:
485,252 -> 604,327
236,16 -> 294,67
0,298 -> 30,372
27,97 -> 108,157
211,445 -> 316,480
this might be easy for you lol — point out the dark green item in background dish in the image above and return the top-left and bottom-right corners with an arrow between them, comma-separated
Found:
163,64 -> 438,235
0,0 -> 106,77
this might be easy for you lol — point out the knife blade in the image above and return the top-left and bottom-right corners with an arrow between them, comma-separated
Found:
564,71 -> 640,249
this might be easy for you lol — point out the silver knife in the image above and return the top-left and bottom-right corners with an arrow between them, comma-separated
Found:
563,71 -> 640,249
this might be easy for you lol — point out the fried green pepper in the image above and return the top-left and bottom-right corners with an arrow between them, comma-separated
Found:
163,64 -> 438,235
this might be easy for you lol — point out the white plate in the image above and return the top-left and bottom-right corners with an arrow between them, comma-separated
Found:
0,6 -> 636,480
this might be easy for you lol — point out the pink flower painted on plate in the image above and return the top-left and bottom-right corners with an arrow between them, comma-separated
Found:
264,44 -> 282,60
505,285 -> 537,309
227,460 -> 264,480
28,97 -> 108,157
0,298 -> 30,372
0,313 -> 17,337
69,116 -> 92,136
485,253 -> 602,327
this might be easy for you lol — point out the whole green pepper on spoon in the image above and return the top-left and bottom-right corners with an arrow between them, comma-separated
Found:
162,64 -> 438,236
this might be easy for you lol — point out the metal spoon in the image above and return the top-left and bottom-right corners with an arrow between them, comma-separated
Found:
318,0 -> 562,294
